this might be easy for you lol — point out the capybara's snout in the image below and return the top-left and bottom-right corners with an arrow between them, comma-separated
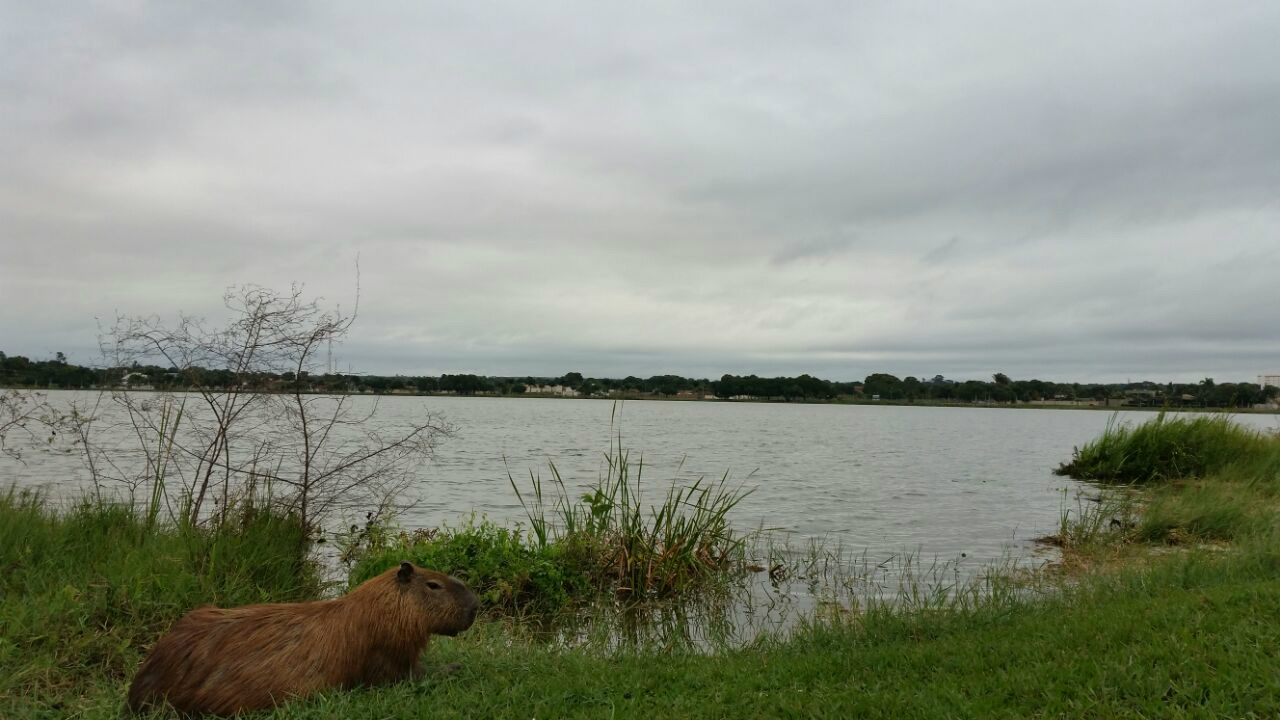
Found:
438,577 -> 480,637
464,587 -> 480,624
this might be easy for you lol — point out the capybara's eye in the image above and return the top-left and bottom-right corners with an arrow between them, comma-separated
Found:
425,580 -> 443,590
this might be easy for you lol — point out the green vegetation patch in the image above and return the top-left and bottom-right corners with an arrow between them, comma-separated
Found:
348,519 -> 595,615
1055,412 -> 1274,484
16,542 -> 1280,718
275,548 -> 1280,720
0,489 -> 319,710
348,445 -> 751,616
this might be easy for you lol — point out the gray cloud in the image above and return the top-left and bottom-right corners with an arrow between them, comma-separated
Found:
2,1 -> 1279,382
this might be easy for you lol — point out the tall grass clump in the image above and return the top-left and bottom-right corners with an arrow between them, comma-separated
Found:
1055,412 -> 1273,484
515,441 -> 752,599
1052,413 -> 1280,548
0,488 -> 320,710
349,431 -> 752,616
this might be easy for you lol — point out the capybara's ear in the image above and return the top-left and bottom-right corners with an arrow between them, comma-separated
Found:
397,562 -> 414,583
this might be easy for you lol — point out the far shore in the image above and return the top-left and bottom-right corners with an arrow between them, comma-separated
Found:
10,384 -> 1279,414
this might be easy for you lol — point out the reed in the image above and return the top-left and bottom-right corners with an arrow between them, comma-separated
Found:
507,428 -> 752,599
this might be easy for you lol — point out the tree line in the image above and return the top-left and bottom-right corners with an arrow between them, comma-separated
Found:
2,351 -> 1275,409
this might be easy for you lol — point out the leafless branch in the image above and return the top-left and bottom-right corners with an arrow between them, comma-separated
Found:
79,282 -> 452,535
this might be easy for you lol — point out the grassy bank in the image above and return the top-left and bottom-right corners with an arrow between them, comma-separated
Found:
0,490 -> 320,716
261,542 -> 1280,719
1050,414 -> 1280,550
4,415 -> 1280,718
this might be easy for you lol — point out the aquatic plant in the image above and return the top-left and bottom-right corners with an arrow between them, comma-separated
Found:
508,439 -> 752,599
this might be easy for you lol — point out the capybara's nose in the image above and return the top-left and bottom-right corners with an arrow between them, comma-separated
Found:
465,591 -> 480,625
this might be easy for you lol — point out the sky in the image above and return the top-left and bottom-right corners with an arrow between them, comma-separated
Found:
2,2 -> 1278,383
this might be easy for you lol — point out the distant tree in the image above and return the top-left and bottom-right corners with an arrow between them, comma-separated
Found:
440,374 -> 488,395
991,385 -> 1016,403
992,372 -> 1011,385
864,373 -> 903,399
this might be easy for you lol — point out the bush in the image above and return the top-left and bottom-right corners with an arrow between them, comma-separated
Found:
348,519 -> 594,615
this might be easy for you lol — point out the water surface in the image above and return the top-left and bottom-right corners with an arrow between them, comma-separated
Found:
10,392 -> 1274,572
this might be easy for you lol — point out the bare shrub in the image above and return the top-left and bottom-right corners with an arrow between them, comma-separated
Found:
82,284 -> 451,535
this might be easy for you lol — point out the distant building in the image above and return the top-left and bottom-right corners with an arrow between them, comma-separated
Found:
1259,374 -> 1280,389
119,372 -> 153,390
524,384 -> 579,397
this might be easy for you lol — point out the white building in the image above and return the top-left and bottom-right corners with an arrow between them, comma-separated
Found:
524,384 -> 580,397
119,372 -> 153,390
1259,374 -> 1280,389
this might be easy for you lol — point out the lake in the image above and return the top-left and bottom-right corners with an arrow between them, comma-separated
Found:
9,391 -> 1277,573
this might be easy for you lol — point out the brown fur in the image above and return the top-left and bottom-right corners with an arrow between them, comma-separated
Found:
127,563 -> 479,716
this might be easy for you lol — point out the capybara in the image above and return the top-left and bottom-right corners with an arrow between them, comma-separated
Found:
127,562 -> 479,715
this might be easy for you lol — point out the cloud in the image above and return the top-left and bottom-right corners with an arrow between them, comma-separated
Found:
771,230 -> 857,265
2,1 -> 1279,382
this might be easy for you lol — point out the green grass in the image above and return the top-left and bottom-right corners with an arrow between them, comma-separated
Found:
1055,413 -> 1280,547
1055,412 -> 1273,484
0,489 -> 319,715
14,540 -> 1280,718
267,543 -> 1280,719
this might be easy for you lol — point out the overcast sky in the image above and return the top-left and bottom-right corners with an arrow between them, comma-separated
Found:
2,2 -> 1278,383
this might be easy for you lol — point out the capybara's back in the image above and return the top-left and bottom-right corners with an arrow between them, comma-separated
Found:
127,563 -> 478,715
